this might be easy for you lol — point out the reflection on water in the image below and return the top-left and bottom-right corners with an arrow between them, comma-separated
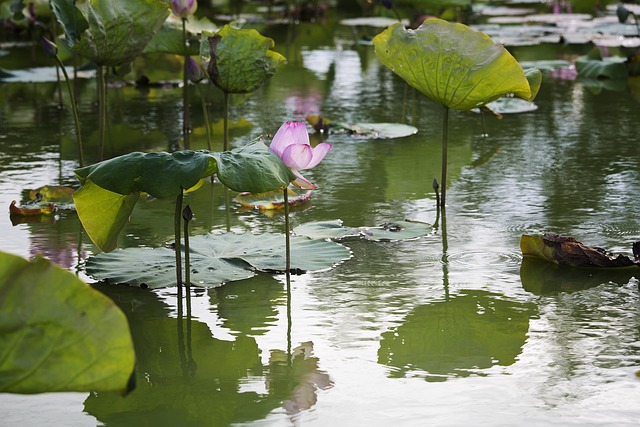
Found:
378,290 -> 536,381
88,284 -> 332,427
2,18 -> 640,427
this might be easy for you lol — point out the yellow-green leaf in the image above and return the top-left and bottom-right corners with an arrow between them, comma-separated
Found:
0,251 -> 135,394
373,19 -> 535,111
73,181 -> 139,252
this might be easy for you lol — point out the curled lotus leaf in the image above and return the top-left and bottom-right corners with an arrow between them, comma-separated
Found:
51,0 -> 170,67
373,19 -> 537,110
520,233 -> 640,268
74,151 -> 216,199
203,24 -> 286,94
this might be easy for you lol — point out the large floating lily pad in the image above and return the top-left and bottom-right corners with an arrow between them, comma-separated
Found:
293,219 -> 433,241
87,232 -> 352,289
473,97 -> 538,115
0,251 -> 135,393
520,233 -> 640,268
306,116 -> 418,139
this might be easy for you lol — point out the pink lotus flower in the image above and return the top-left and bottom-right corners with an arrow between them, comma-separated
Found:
171,0 -> 197,19
269,121 -> 331,189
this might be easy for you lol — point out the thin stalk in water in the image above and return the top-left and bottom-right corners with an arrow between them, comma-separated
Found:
182,205 -> 193,296
97,65 -> 107,161
283,186 -> 291,274
182,18 -> 191,149
223,91 -> 230,151
174,189 -> 184,288
198,86 -> 212,150
440,106 -> 449,207
42,37 -> 84,167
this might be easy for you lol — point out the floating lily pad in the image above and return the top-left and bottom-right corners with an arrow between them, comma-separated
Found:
472,97 -> 538,115
341,122 -> 418,139
236,187 -> 312,210
306,116 -> 418,139
339,17 -> 409,28
0,66 -> 94,83
86,232 -> 352,288
293,219 -> 433,241
519,60 -> 573,71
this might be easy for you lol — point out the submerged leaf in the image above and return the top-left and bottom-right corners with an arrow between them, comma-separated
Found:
0,251 -> 135,393
87,232 -> 352,288
520,233 -> 640,268
373,19 -> 535,110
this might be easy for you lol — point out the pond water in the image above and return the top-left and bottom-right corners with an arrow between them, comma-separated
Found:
2,16 -> 640,427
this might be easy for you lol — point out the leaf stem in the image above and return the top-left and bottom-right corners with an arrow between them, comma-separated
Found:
175,189 -> 183,288
97,65 -> 106,161
55,56 -> 84,167
182,18 -> 190,149
440,106 -> 449,207
198,86 -> 212,151
223,91 -> 230,151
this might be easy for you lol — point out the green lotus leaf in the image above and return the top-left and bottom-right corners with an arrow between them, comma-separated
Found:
202,24 -> 286,94
373,19 -> 534,111
0,251 -> 135,393
74,151 -> 217,199
86,232 -> 352,288
51,0 -> 170,66
73,180 -> 140,253
293,220 -> 433,241
211,142 -> 296,193
144,18 -> 204,56
575,50 -> 628,80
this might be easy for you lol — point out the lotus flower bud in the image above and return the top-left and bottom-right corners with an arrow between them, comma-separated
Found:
41,37 -> 58,58
186,57 -> 204,83
171,0 -> 197,19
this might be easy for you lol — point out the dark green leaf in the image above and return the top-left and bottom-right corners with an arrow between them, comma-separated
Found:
87,232 -> 352,288
203,24 -> 286,94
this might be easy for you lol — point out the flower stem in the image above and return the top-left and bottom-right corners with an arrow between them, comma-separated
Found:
283,186 -> 290,274
182,18 -> 191,149
440,106 -> 449,207
55,56 -> 84,167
